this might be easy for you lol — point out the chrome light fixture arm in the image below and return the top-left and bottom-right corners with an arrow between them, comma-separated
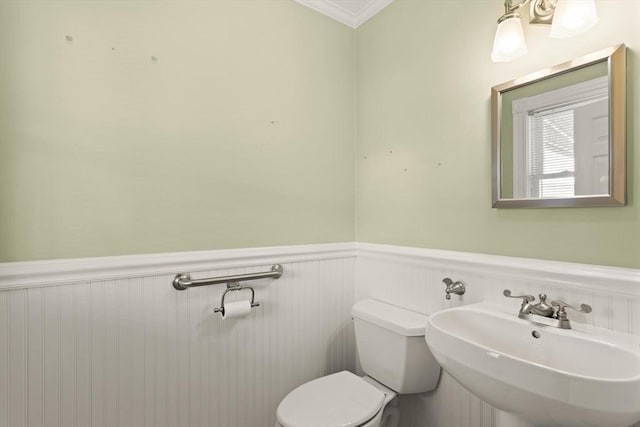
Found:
503,0 -> 530,15
501,0 -> 556,22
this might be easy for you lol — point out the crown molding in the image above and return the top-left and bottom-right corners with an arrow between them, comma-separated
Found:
353,0 -> 394,27
294,0 -> 394,28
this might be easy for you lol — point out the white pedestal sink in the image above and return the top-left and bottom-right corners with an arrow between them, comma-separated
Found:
425,303 -> 640,427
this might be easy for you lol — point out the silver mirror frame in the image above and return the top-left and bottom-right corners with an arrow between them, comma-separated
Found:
491,44 -> 626,208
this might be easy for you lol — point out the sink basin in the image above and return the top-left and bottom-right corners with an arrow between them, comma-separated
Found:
425,303 -> 640,427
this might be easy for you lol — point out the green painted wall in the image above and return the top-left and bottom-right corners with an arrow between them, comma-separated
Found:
0,1 -> 355,261
2,0 -> 639,268
356,0 -> 640,268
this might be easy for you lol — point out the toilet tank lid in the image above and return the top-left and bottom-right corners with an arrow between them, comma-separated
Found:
351,299 -> 428,337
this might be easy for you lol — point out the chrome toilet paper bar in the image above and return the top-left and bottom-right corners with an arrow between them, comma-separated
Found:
213,282 -> 260,316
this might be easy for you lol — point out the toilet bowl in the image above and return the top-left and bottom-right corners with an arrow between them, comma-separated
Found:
275,299 -> 441,427
275,372 -> 397,427
379,397 -> 400,427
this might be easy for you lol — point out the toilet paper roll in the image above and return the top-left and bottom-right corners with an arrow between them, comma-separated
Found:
221,299 -> 252,320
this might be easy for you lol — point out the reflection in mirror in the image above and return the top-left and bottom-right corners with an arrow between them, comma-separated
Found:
492,45 -> 626,208
502,62 -> 609,199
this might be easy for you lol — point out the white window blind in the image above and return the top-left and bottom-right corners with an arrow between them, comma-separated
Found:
528,108 -> 575,198
511,75 -> 609,200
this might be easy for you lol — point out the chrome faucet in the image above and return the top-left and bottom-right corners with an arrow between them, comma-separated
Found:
503,289 -> 592,329
529,293 -> 555,317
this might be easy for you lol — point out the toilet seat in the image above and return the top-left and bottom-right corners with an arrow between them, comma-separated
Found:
276,371 -> 385,427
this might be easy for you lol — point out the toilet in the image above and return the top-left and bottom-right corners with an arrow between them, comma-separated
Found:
276,298 -> 441,427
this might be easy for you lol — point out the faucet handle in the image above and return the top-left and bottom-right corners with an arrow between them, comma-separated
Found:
503,289 -> 535,303
551,300 -> 592,318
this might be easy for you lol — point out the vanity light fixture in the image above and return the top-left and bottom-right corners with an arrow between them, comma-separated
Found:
491,0 -> 598,63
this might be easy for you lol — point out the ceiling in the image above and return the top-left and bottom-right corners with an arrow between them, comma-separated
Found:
294,0 -> 394,28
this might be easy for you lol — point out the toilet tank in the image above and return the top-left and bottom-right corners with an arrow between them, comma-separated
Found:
352,299 -> 440,394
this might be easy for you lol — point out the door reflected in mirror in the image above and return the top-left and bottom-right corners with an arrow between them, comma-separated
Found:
492,45 -> 626,208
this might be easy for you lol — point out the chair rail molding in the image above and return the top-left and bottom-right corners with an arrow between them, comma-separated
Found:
0,242 -> 356,290
2,241 -> 638,295
356,243 -> 640,296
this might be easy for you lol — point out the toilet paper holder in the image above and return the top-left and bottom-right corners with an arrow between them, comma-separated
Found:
213,281 -> 260,316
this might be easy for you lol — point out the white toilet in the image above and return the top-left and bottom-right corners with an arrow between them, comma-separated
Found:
276,298 -> 441,427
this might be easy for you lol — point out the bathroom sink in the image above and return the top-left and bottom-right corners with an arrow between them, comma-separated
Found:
425,303 -> 640,427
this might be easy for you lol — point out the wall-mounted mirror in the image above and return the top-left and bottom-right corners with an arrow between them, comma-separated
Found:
492,44 -> 626,208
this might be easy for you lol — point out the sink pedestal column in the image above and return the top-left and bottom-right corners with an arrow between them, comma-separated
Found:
495,409 -> 537,427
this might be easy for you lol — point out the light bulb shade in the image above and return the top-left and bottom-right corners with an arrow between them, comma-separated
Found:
550,0 -> 598,38
491,15 -> 528,63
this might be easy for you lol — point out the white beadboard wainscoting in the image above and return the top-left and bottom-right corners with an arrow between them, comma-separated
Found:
0,243 -> 356,427
2,242 -> 640,427
355,242 -> 640,427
